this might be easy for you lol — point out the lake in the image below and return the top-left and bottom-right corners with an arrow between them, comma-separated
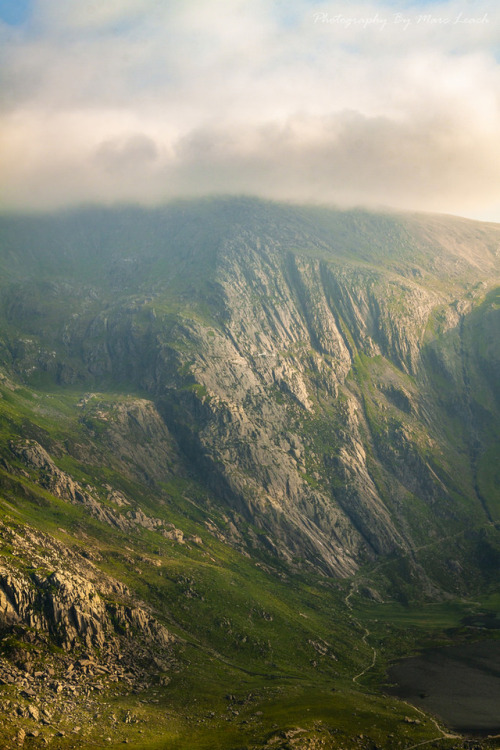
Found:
386,639 -> 500,737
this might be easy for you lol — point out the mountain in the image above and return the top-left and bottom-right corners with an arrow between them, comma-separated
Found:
0,197 -> 499,749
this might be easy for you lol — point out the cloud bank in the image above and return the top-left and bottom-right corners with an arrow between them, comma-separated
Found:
1,0 -> 500,220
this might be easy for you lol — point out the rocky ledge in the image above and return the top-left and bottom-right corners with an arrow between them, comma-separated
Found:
0,519 -> 178,746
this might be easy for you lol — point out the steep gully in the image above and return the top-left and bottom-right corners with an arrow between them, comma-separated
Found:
458,314 -> 493,524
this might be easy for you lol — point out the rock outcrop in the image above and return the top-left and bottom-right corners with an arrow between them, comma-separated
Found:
0,519 -> 174,652
9,439 -> 184,539
0,518 -> 176,705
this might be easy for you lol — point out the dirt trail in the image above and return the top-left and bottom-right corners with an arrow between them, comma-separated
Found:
400,701 -> 461,749
344,583 -> 462,748
345,584 -> 378,684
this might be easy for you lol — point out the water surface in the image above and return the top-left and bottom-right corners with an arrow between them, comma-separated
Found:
386,639 -> 500,736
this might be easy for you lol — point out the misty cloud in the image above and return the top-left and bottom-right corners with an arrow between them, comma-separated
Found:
1,0 -> 500,220
165,111 -> 500,213
93,133 -> 159,174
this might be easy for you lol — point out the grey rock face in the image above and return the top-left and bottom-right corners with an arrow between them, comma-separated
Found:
9,437 -> 180,536
1,200 -> 499,579
0,520 -> 174,654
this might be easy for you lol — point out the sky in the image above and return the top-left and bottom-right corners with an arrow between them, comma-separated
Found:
1,0 -> 499,220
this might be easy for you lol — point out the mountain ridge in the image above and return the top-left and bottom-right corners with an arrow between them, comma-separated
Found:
1,198 -> 499,579
0,197 -> 499,748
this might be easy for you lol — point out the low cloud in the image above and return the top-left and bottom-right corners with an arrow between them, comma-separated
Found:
93,133 -> 159,174
1,0 -> 500,220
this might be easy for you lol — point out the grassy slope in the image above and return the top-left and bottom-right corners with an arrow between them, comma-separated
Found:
1,379 -> 499,749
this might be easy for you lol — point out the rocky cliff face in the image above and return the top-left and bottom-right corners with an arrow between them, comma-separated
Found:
0,515 -> 175,658
0,199 -> 499,582
9,435 -> 184,536
0,514 -> 178,747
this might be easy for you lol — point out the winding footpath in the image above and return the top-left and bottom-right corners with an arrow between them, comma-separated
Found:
345,585 -> 378,685
344,582 -> 462,749
400,701 -> 461,750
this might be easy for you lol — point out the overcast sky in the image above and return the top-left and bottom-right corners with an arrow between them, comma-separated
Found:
1,0 -> 499,220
